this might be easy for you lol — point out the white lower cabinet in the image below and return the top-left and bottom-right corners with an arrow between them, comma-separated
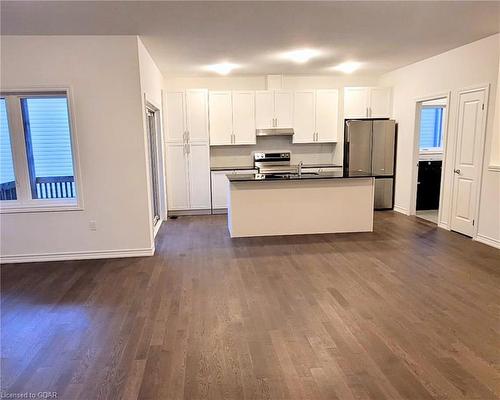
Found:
166,143 -> 211,212
211,169 -> 257,212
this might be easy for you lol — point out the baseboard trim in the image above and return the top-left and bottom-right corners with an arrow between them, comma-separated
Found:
168,209 -> 211,216
212,208 -> 228,215
438,222 -> 450,231
393,205 -> 410,215
0,247 -> 155,264
475,234 -> 500,250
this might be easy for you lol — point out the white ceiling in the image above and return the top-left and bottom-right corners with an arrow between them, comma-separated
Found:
1,1 -> 499,77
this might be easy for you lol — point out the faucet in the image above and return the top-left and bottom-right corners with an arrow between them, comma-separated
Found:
297,161 -> 303,177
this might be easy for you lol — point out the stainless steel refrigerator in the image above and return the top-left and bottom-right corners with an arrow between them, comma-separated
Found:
344,119 -> 397,210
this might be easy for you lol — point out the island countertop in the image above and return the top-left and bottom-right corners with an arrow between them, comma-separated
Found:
227,171 -> 375,182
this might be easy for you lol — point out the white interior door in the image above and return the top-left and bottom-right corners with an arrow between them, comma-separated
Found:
208,91 -> 232,145
232,91 -> 256,145
166,143 -> 189,210
255,91 -> 274,129
293,90 -> 316,143
344,87 -> 369,118
450,88 -> 486,237
186,89 -> 208,142
274,91 -> 293,128
316,89 -> 339,143
188,143 -> 211,209
165,91 -> 185,143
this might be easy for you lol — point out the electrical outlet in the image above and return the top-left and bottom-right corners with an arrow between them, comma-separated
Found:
89,220 -> 97,231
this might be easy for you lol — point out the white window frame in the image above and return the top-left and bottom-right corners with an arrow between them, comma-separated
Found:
0,88 -> 84,213
419,104 -> 446,154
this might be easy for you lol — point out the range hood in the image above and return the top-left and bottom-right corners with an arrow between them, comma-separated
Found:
256,128 -> 294,136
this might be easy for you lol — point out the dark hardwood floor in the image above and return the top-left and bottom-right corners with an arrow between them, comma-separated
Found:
1,212 -> 499,400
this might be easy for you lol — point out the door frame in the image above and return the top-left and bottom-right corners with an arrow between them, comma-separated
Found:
410,91 -> 451,227
450,84 -> 490,239
145,95 -> 167,238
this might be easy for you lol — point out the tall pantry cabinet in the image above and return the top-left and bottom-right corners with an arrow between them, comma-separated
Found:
165,89 -> 211,213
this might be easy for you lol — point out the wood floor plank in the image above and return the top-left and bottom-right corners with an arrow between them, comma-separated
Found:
1,212 -> 499,400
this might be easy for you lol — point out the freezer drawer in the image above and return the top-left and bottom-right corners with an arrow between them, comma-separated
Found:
374,178 -> 393,209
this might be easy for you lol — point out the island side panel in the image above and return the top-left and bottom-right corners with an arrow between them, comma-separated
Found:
228,178 -> 374,237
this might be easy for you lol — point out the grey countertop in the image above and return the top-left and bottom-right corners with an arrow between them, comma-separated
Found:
227,171 -> 375,182
210,163 -> 342,172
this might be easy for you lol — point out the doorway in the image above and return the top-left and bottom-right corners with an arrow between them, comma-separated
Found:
414,97 -> 448,224
146,106 -> 163,232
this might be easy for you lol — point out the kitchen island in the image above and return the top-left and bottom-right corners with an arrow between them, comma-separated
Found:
227,171 -> 375,237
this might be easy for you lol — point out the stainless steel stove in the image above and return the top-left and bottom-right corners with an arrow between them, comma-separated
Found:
253,152 -> 298,174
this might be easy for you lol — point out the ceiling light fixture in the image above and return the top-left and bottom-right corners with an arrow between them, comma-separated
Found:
281,48 -> 322,64
205,62 -> 240,75
333,61 -> 362,74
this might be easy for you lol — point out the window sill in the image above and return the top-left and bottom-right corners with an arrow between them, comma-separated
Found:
0,202 -> 83,214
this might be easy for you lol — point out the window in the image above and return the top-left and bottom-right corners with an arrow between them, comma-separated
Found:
419,106 -> 444,152
0,91 -> 81,212
0,99 -> 17,200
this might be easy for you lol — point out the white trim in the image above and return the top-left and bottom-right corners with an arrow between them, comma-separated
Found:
153,218 -> 163,237
393,205 -> 410,215
0,246 -> 155,264
475,234 -> 500,249
168,209 -> 211,216
488,164 -> 500,172
438,221 -> 450,231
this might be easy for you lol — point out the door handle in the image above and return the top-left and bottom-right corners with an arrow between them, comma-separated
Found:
454,169 -> 461,175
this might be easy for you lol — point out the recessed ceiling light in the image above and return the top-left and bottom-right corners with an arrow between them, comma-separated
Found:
333,61 -> 362,74
205,62 -> 240,75
281,48 -> 322,64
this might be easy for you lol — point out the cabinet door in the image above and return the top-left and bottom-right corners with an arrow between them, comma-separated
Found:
211,171 -> 230,209
316,89 -> 339,143
344,87 -> 369,118
186,89 -> 209,143
165,91 -> 185,143
274,90 -> 293,128
369,87 -> 392,118
166,143 -> 189,210
255,91 -> 274,129
188,143 -> 211,209
209,91 -> 232,145
293,90 -> 316,143
233,91 -> 256,145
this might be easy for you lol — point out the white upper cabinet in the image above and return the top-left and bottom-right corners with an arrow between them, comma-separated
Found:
292,89 -> 339,144
232,91 -> 256,145
274,91 -> 293,128
209,91 -> 256,145
344,87 -> 392,118
344,87 -> 370,118
293,90 -> 316,143
186,89 -> 209,142
316,90 -> 339,143
369,87 -> 392,118
255,91 -> 274,129
255,90 -> 293,129
165,91 -> 186,143
209,91 -> 233,145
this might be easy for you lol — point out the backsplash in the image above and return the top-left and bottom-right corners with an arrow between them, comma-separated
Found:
210,136 -> 340,168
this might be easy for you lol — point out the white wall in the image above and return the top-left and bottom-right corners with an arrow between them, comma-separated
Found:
165,74 -> 380,166
0,36 -> 155,261
137,37 -> 167,223
380,34 -> 500,246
